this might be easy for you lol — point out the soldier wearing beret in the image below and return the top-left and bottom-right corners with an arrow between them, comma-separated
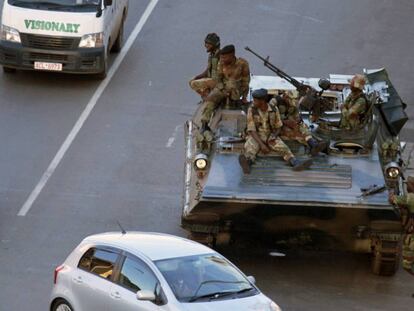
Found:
200,44 -> 251,132
389,176 -> 414,276
239,89 -> 313,174
189,33 -> 221,99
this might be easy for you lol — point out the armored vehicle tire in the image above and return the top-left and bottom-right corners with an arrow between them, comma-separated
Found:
3,66 -> 16,73
371,240 -> 401,276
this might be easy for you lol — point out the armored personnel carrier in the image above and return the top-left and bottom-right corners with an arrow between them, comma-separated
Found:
182,50 -> 409,276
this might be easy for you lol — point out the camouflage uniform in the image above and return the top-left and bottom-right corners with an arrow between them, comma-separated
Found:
189,49 -> 220,97
271,95 -> 312,145
340,92 -> 368,130
201,57 -> 250,123
394,193 -> 414,274
244,103 -> 294,161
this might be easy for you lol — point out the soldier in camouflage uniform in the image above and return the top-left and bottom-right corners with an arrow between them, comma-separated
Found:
200,44 -> 250,132
189,33 -> 221,99
238,89 -> 313,174
340,74 -> 369,130
272,91 -> 327,156
389,176 -> 414,276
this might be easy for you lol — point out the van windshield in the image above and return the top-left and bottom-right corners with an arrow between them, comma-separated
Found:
8,0 -> 101,12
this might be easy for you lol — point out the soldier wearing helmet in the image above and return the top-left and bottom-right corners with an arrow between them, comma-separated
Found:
389,176 -> 414,276
189,33 -> 221,99
340,74 -> 369,130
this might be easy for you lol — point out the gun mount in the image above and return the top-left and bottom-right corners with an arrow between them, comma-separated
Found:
245,47 -> 334,121
182,66 -> 408,276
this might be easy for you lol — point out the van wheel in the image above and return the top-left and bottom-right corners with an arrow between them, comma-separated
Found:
3,66 -> 16,73
96,45 -> 109,80
112,20 -> 124,53
52,299 -> 73,311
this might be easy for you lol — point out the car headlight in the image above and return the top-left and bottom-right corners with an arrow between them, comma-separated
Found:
385,162 -> 401,179
194,153 -> 208,170
79,32 -> 104,48
270,301 -> 282,311
1,25 -> 21,43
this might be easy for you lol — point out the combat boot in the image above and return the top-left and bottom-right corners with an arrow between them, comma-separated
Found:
200,121 -> 211,134
289,157 -> 313,171
307,138 -> 328,156
239,154 -> 252,174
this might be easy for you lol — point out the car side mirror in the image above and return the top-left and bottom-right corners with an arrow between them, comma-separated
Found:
247,275 -> 256,284
137,290 -> 156,302
318,78 -> 331,91
104,0 -> 113,6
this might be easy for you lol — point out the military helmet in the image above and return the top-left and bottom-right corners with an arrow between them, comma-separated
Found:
204,33 -> 220,48
350,74 -> 366,91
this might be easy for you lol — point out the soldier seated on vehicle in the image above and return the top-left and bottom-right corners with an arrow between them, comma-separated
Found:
189,33 -> 221,99
272,91 -> 327,156
238,89 -> 313,174
339,74 -> 369,130
389,176 -> 414,276
200,44 -> 250,133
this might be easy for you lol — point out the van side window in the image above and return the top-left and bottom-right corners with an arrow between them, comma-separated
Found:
118,257 -> 158,293
78,248 -> 119,280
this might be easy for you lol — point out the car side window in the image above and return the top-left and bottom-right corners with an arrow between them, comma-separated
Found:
78,247 -> 119,280
118,256 -> 158,293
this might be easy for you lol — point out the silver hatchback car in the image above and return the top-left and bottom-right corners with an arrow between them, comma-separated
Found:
50,232 -> 282,311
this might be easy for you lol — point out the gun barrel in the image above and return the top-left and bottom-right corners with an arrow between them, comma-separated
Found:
245,46 -> 306,93
245,46 -> 266,62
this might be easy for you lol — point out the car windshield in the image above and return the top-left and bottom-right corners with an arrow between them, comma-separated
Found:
155,253 -> 256,302
8,0 -> 100,12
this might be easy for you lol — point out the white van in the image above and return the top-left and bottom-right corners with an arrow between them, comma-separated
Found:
0,0 -> 128,78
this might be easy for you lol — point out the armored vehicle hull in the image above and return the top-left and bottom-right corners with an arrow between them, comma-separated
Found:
182,69 -> 408,276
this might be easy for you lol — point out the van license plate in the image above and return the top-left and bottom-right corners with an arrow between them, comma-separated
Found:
34,62 -> 63,71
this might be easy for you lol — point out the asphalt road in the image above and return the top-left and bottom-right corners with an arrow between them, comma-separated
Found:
0,0 -> 413,310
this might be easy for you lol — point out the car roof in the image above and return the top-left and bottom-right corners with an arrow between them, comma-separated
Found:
83,231 -> 213,261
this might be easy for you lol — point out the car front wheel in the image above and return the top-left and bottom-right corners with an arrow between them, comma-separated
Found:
52,299 -> 74,311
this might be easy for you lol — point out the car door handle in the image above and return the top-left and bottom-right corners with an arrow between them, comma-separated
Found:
111,291 -> 121,299
72,276 -> 83,284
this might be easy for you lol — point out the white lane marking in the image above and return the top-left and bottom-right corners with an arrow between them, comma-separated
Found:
18,0 -> 160,217
166,125 -> 182,148
278,9 -> 323,23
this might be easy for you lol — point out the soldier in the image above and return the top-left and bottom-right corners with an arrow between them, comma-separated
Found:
389,176 -> 414,276
189,33 -> 221,99
340,74 -> 369,130
272,91 -> 327,156
238,89 -> 313,174
200,44 -> 250,132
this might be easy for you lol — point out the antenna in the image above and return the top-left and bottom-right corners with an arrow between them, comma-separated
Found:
117,221 -> 127,235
